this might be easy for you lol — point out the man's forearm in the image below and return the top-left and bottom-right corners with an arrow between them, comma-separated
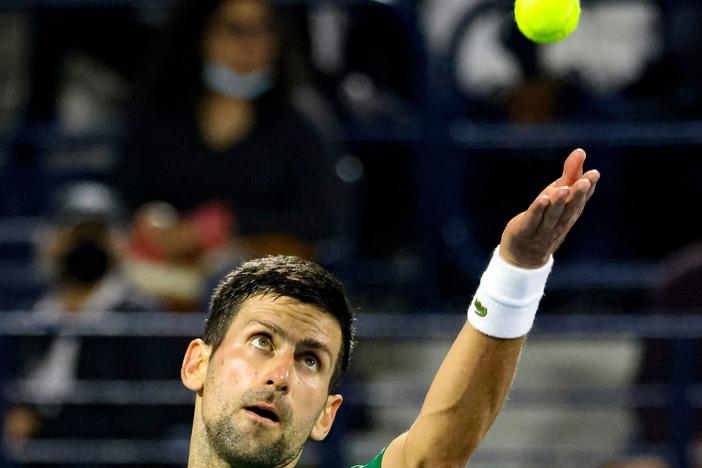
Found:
404,324 -> 524,466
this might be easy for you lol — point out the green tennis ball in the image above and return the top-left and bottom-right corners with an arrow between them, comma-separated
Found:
514,0 -> 581,44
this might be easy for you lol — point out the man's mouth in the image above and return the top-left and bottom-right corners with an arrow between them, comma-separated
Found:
244,404 -> 280,423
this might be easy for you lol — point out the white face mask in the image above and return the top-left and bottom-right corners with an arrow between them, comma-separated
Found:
202,62 -> 274,100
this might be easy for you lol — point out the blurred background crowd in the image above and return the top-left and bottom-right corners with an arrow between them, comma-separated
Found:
0,0 -> 701,466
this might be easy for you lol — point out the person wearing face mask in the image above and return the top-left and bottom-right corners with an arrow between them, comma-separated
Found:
32,182 -> 149,319
2,183 -> 178,463
116,0 -> 340,310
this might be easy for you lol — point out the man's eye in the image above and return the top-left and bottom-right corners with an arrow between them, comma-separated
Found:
251,335 -> 272,350
302,355 -> 319,370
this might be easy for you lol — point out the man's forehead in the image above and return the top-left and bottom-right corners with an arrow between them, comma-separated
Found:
233,294 -> 342,342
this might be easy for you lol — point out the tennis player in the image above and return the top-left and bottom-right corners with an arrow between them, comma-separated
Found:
180,148 -> 600,467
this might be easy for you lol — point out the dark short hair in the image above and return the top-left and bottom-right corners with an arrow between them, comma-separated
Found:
205,256 -> 355,391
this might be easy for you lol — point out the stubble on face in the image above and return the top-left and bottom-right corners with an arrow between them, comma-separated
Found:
203,380 -> 317,467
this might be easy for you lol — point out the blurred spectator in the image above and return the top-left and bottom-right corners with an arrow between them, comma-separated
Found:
2,7 -> 154,217
337,4 -> 421,259
623,1 -> 702,119
22,7 -> 149,130
116,0 -> 341,309
498,23 -> 593,124
0,335 -> 9,468
1,182 -> 168,463
429,0 -> 662,112
632,242 -> 702,466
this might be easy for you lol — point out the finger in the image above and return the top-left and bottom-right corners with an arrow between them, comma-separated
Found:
565,175 -> 593,203
560,178 -> 591,225
583,169 -> 600,185
555,148 -> 586,187
542,180 -> 566,198
583,169 -> 600,201
540,186 -> 569,230
586,181 -> 598,201
539,180 -> 559,198
520,195 -> 550,237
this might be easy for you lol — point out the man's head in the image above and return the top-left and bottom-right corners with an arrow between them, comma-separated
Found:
205,256 -> 354,389
181,256 -> 354,467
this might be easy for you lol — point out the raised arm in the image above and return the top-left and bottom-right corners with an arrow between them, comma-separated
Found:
381,149 -> 600,467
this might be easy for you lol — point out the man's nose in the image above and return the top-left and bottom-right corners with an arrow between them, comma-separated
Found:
264,350 -> 294,394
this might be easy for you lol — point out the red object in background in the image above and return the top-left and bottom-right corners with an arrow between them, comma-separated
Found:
129,200 -> 235,262
187,200 -> 235,251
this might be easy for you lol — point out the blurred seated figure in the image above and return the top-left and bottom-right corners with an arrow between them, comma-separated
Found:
473,22 -> 593,119
0,334 -> 9,468
622,1 -> 702,119
5,7 -> 152,218
496,21 -> 593,124
1,182 -> 171,461
22,7 -> 148,130
117,0 -> 340,310
625,242 -> 702,468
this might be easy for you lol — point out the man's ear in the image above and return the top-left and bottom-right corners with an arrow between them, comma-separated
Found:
181,339 -> 211,393
310,394 -> 343,441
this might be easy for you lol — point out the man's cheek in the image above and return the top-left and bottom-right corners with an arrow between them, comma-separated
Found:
225,356 -> 257,384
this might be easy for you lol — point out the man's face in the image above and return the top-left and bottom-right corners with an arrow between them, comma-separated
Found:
194,294 -> 343,466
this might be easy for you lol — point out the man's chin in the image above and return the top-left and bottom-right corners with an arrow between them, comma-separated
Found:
207,412 -> 302,467
220,435 -> 301,468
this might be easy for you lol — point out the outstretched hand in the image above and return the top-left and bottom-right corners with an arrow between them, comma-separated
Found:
500,148 -> 600,268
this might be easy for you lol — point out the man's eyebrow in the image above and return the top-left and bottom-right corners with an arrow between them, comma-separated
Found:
247,319 -> 333,362
247,319 -> 287,339
299,337 -> 333,362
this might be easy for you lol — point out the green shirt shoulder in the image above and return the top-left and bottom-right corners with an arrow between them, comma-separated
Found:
350,447 -> 385,468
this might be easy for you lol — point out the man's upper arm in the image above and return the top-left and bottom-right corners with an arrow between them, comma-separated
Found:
377,432 -> 408,467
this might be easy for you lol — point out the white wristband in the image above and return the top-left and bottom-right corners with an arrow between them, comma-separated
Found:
467,246 -> 553,339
